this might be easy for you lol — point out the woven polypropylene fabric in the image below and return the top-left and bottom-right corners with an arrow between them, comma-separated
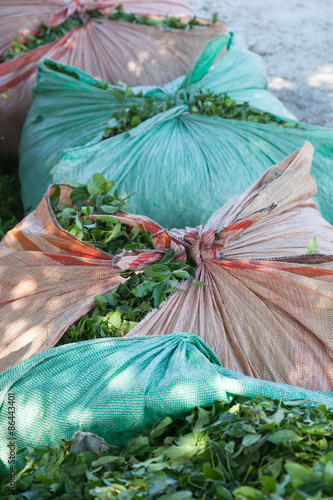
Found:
19,33 -> 333,228
4,141 -> 333,392
126,142 -> 333,392
0,183 -> 186,373
1,332 -> 333,474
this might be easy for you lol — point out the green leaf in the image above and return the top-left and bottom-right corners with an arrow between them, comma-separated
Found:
284,461 -> 319,487
152,282 -> 166,308
49,184 -> 60,208
233,486 -> 266,499
87,182 -> 101,196
268,429 -> 302,444
324,461 -> 333,487
100,205 -> 119,214
102,180 -> 115,193
159,492 -> 193,500
91,455 -> 120,468
112,89 -> 125,102
95,216 -> 117,223
242,433 -> 262,447
131,115 -> 141,127
307,236 -> 319,254
259,475 -> 276,493
92,173 -> 107,189
17,473 -> 34,489
75,214 -> 82,230
271,407 -> 285,424
94,295 -> 108,304
131,281 -> 155,298
70,186 -> 89,208
298,479 -> 327,496
172,270 -> 192,280
215,483 -> 233,500
203,463 -> 225,480
189,281 -> 209,287
164,434 -> 199,460
63,177 -> 85,188
150,417 -> 173,440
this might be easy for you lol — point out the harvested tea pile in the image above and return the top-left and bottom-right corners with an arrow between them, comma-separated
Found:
1,332 -> 333,481
0,7 -> 217,62
3,145 -> 333,478
3,397 -> 333,499
100,86 -> 296,140
49,176 -> 198,343
0,0 -> 225,154
4,141 -> 333,393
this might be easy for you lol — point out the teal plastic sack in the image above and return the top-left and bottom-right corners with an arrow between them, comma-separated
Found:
1,333 -> 333,473
19,33 -> 333,228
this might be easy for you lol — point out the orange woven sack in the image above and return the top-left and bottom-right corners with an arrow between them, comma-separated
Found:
0,0 -> 225,155
1,141 -> 333,392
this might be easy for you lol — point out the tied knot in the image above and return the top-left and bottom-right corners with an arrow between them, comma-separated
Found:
48,1 -> 115,28
183,228 -> 219,265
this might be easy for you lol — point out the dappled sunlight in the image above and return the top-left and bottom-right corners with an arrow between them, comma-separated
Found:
44,295 -> 67,311
10,277 -> 38,299
165,376 -> 225,407
127,50 -> 157,75
127,60 -> 140,75
4,318 -> 27,339
0,342 -> 32,374
107,365 -> 138,390
19,396 -> 46,429
268,76 -> 295,90
67,405 -> 94,428
308,65 -> 333,89
216,374 -> 248,395
19,28 -> 32,37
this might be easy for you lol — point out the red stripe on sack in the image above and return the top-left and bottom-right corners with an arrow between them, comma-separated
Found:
0,32 -> 75,92
40,253 -> 118,267
213,258 -> 333,278
11,230 -> 42,252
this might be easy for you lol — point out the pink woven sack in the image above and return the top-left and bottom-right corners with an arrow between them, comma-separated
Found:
0,0 -> 225,154
1,142 -> 333,393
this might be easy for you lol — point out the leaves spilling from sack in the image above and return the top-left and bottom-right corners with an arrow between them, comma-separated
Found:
51,175 -> 199,344
3,396 -> 333,499
0,7 -> 217,62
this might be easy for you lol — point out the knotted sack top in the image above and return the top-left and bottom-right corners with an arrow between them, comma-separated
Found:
2,142 -> 333,392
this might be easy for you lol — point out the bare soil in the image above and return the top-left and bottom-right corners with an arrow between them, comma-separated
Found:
189,0 -> 333,127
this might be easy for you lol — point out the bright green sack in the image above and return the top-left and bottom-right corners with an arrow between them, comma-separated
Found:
1,333 -> 333,474
19,33 -> 333,228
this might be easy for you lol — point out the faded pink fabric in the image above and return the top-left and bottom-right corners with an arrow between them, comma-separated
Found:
127,142 -> 333,392
0,183 -> 187,374
0,0 -> 226,154
2,142 -> 333,392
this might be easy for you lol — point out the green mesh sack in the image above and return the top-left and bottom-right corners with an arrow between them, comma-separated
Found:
19,33 -> 333,228
1,333 -> 333,473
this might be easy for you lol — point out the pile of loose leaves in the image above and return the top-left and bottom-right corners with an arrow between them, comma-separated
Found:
101,87 -> 298,140
1,16 -> 85,62
109,6 -> 217,30
0,152 -> 24,239
1,7 -> 215,62
52,175 -> 198,344
2,396 -> 333,499
190,89 -> 298,126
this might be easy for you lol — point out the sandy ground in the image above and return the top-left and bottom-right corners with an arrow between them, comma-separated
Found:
188,0 -> 333,127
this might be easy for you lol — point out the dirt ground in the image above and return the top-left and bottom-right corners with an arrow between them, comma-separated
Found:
188,0 -> 333,127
